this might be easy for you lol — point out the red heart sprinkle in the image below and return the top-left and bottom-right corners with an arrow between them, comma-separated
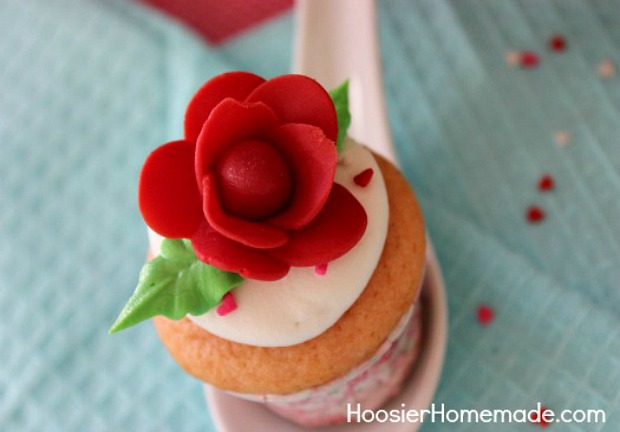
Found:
526,206 -> 545,223
538,174 -> 555,191
354,168 -> 374,187
520,51 -> 540,68
531,405 -> 552,428
549,35 -> 567,52
216,292 -> 237,316
477,304 -> 495,325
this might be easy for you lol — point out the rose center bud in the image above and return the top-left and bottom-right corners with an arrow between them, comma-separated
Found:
215,140 -> 292,220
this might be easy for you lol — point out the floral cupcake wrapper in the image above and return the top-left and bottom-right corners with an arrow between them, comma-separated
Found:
229,298 -> 424,427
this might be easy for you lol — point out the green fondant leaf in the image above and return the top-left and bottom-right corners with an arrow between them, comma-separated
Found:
109,239 -> 243,333
329,80 -> 351,154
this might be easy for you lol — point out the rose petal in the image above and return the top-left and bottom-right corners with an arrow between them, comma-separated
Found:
138,140 -> 203,238
266,124 -> 337,229
192,221 -> 289,281
202,173 -> 289,248
268,184 -> 367,266
246,74 -> 338,142
195,99 -> 280,187
184,71 -> 265,142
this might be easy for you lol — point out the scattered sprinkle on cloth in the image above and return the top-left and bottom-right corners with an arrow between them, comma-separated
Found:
1,0 -> 619,431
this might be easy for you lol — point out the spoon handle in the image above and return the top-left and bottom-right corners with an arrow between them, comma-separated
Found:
292,2 -> 448,420
293,0 -> 397,164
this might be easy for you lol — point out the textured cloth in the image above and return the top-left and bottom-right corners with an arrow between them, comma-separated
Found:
1,0 -> 619,431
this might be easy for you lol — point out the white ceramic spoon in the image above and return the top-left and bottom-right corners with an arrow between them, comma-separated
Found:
294,0 -> 396,163
207,1 -> 448,430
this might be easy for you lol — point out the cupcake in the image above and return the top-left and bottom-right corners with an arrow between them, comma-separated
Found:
111,72 -> 426,427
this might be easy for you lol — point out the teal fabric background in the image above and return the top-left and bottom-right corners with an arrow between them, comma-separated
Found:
0,0 -> 618,431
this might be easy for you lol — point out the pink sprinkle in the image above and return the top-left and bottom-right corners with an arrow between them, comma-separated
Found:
526,206 -> 546,223
315,263 -> 328,276
597,60 -> 616,78
505,50 -> 521,66
520,51 -> 540,68
477,304 -> 495,326
554,130 -> 570,146
216,292 -> 237,316
538,174 -> 555,191
549,35 -> 566,52
353,168 -> 374,187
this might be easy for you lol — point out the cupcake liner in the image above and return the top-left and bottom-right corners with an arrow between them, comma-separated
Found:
228,301 -> 424,427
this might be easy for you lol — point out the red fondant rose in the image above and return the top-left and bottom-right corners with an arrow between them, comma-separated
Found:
138,72 -> 367,280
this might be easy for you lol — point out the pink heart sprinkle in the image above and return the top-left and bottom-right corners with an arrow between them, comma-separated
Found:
353,168 -> 374,187
315,263 -> 328,276
554,130 -> 570,146
477,304 -> 495,325
505,50 -> 521,66
597,60 -> 616,78
216,292 -> 237,316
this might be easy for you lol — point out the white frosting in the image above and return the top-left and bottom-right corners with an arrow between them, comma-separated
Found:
148,139 -> 389,347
